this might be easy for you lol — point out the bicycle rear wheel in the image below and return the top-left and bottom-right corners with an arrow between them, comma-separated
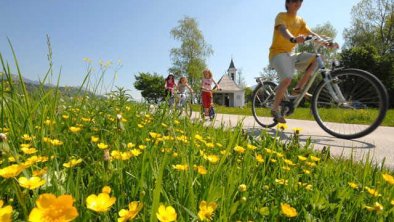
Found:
311,69 -> 388,139
252,82 -> 278,128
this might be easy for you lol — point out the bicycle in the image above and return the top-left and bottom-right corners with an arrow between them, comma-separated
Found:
252,36 -> 389,139
175,92 -> 193,118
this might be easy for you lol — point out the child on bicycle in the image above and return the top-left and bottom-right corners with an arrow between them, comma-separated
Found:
177,76 -> 194,108
269,0 -> 333,123
164,73 -> 176,107
201,69 -> 220,117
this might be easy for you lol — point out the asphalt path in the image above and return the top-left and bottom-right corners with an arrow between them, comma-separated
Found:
194,112 -> 394,169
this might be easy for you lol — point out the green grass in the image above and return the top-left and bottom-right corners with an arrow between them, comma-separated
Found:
1,47 -> 394,221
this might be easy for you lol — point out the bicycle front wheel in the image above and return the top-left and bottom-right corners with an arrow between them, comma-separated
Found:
252,82 -> 278,128
177,102 -> 192,118
311,69 -> 388,139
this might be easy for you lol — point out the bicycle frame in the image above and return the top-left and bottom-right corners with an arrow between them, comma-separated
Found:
273,37 -> 347,110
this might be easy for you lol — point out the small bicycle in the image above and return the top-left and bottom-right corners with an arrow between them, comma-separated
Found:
252,36 -> 388,139
175,92 -> 193,118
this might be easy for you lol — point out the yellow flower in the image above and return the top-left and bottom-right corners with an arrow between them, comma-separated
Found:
69,126 -> 81,133
0,164 -> 25,178
194,134 -> 204,142
149,132 -> 161,139
310,155 -> 320,162
118,201 -> 143,222
63,158 -> 83,168
137,124 -> 144,128
127,142 -> 135,148
298,155 -> 307,161
303,169 -> 311,175
156,204 -> 177,222
238,184 -> 247,192
18,176 -> 46,190
233,145 -> 245,154
247,144 -> 257,150
91,136 -> 99,143
205,155 -> 219,164
365,187 -> 381,197
62,114 -> 69,119
0,200 -> 13,222
32,167 -> 48,177
86,193 -> 116,212
29,193 -> 78,222
194,165 -> 208,175
277,123 -> 288,131
280,203 -> 297,217
382,173 -> 394,185
292,127 -> 302,134
97,143 -> 109,149
348,182 -> 359,189
172,164 -> 189,171
275,179 -> 288,185
255,154 -> 264,163
102,186 -> 112,194
21,147 -> 38,154
21,134 -> 34,141
50,139 -> 63,146
198,201 -> 217,221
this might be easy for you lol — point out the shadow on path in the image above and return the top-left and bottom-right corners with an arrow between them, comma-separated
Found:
243,127 -> 376,150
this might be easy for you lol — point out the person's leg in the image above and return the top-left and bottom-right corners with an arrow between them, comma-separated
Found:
270,53 -> 294,123
292,53 -> 318,97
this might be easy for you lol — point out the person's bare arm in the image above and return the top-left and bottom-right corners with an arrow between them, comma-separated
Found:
278,24 -> 305,43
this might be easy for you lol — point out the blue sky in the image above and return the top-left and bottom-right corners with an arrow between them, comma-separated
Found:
0,0 -> 359,100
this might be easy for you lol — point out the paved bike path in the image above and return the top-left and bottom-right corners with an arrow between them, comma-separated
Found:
195,113 -> 394,169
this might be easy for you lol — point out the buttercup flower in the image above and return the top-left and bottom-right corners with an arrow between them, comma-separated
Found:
18,176 -> 46,190
86,192 -> 116,212
198,201 -> 217,221
255,154 -> 264,163
118,201 -> 143,222
233,145 -> 245,154
29,193 -> 78,222
156,204 -> 177,222
63,158 -> 83,168
97,143 -> 109,150
0,164 -> 25,178
238,184 -> 247,192
69,126 -> 81,133
91,136 -> 99,143
194,165 -> 208,175
172,164 -> 189,171
0,200 -> 13,222
382,173 -> 394,185
348,182 -> 359,189
281,203 -> 298,217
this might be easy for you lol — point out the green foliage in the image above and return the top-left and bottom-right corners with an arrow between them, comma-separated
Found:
343,0 -> 394,56
341,45 -> 394,107
169,16 -> 213,91
133,72 -> 164,103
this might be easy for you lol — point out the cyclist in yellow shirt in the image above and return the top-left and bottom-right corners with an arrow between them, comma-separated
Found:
269,0 -> 321,123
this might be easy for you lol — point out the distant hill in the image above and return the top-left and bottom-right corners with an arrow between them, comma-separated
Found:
1,73 -> 96,97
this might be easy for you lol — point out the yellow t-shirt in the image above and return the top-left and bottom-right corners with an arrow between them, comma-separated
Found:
269,12 -> 311,60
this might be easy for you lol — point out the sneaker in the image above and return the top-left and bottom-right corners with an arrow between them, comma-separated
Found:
291,88 -> 312,100
271,110 -> 286,123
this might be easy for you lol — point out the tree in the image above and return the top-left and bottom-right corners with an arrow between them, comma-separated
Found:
236,68 -> 247,88
169,16 -> 213,91
259,65 -> 279,83
133,72 -> 164,103
343,0 -> 394,56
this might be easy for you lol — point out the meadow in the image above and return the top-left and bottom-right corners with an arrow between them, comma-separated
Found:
1,55 -> 394,221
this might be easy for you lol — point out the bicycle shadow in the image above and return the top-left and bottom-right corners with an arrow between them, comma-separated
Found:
243,127 -> 376,150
